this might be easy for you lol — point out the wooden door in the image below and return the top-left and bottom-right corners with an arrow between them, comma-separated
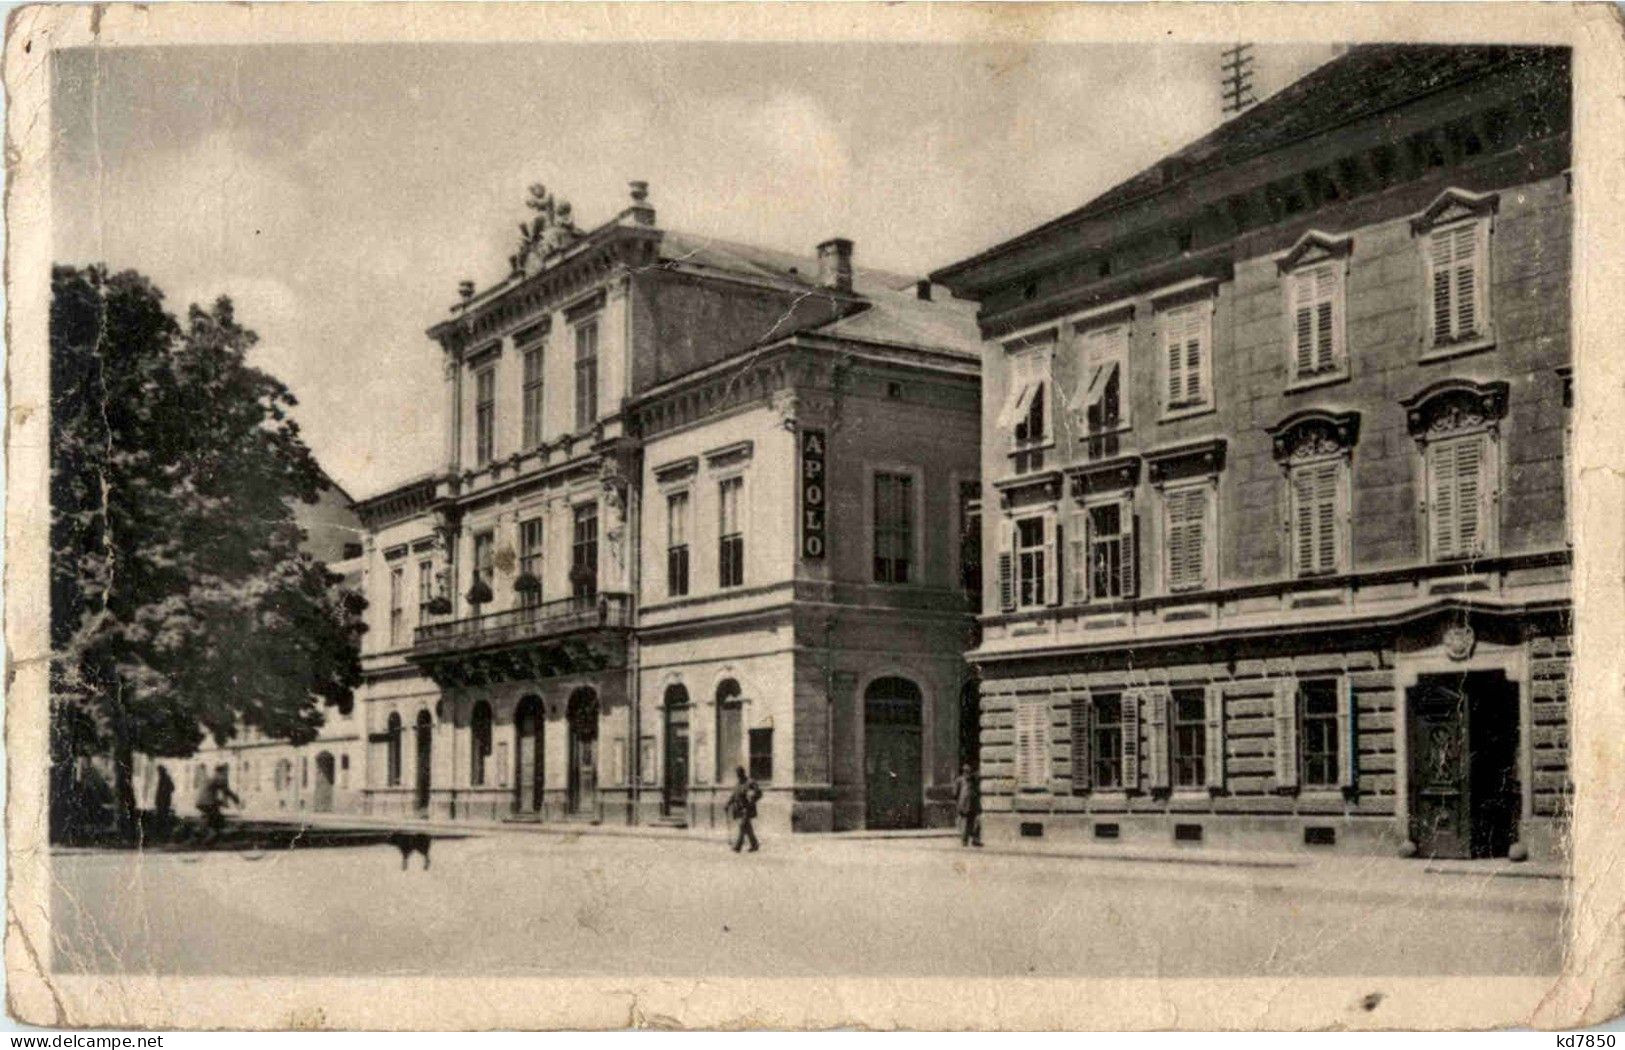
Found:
1408,679 -> 1470,859
515,700 -> 542,814
865,722 -> 923,829
664,705 -> 689,814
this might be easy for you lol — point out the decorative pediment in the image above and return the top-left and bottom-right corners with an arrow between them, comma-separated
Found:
1145,438 -> 1226,485
704,440 -> 754,470
1400,379 -> 1509,439
993,470 -> 1062,510
465,340 -> 502,367
652,455 -> 699,484
1065,455 -> 1140,499
1275,230 -> 1354,273
563,288 -> 607,324
1266,410 -> 1361,463
1410,187 -> 1499,234
513,318 -> 551,347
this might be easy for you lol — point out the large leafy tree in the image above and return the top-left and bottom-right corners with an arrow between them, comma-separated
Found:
50,264 -> 365,836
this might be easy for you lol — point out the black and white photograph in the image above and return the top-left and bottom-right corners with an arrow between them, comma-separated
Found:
7,2 -> 1623,1034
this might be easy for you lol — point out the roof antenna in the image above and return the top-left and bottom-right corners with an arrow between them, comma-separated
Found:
1220,43 -> 1257,116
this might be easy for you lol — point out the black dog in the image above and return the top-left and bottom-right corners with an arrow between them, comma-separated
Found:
387,831 -> 432,871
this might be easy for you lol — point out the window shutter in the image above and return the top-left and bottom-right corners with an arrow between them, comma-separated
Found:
1165,320 -> 1184,405
1336,676 -> 1356,791
1184,314 -> 1205,404
1273,681 -> 1299,791
1315,463 -> 1338,573
1069,510 -> 1090,604
1453,225 -> 1478,336
1120,689 -> 1141,790
1316,264 -> 1339,372
1430,230 -> 1455,343
1293,469 -> 1316,574
1167,487 -> 1208,590
997,521 -> 1016,611
1070,690 -> 1092,794
1147,688 -> 1171,791
1456,439 -> 1482,556
1204,685 -> 1225,791
1292,272 -> 1314,376
1043,515 -> 1061,606
1017,698 -> 1050,791
1429,442 -> 1459,560
1121,507 -> 1139,598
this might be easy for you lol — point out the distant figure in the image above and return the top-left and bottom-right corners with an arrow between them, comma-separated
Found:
195,767 -> 240,843
955,762 -> 983,848
387,831 -> 432,871
153,766 -> 175,838
725,766 -> 762,853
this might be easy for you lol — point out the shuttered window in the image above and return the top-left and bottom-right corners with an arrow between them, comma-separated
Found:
1272,680 -> 1299,791
1015,697 -> 1050,791
1012,516 -> 1053,609
1069,692 -> 1092,795
1164,485 -> 1211,592
1289,677 -> 1356,791
1169,688 -> 1207,789
1428,433 -> 1490,561
1427,222 -> 1485,347
474,366 -> 496,466
522,346 -> 545,448
1161,303 -> 1210,411
1079,324 -> 1129,438
1073,500 -> 1137,602
1290,459 -> 1342,576
1288,262 -> 1342,379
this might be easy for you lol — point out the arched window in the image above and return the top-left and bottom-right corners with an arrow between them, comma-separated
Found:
386,712 -> 403,787
715,679 -> 743,782
471,701 -> 493,787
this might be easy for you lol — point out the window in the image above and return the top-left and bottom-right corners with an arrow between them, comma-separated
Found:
1078,324 -> 1129,458
1069,500 -> 1137,602
958,481 -> 982,604
474,366 -> 496,466
995,345 -> 1051,448
1290,459 -> 1344,576
873,471 -> 914,584
748,727 -> 773,782
1286,262 -> 1343,380
1014,697 -> 1050,791
574,321 -> 599,430
470,702 -> 492,787
1070,691 -> 1125,794
1163,485 -> 1212,592
1161,302 -> 1211,413
715,679 -> 743,782
1299,679 -> 1340,788
472,531 -> 494,611
1425,222 -> 1487,349
522,345 -> 545,448
1169,688 -> 1206,789
385,715 -> 401,789
666,492 -> 690,597
388,566 -> 404,646
572,503 -> 598,599
519,518 -> 544,607
1427,433 -> 1490,561
416,559 -> 434,623
1015,517 -> 1047,609
718,477 -> 745,589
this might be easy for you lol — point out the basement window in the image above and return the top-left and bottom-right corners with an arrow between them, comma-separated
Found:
1173,823 -> 1204,844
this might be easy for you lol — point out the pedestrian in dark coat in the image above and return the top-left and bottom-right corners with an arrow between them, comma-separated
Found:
725,766 -> 762,853
954,762 -> 983,848
153,766 -> 175,838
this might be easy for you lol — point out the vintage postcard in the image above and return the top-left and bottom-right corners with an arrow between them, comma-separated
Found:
6,1 -> 1624,1032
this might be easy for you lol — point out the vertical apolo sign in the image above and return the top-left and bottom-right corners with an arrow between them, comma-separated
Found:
801,428 -> 827,559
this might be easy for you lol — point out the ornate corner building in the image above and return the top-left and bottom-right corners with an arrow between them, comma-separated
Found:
352,185 -> 984,832
931,46 -> 1572,860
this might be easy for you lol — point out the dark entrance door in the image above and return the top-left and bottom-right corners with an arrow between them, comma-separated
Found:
414,711 -> 433,813
1407,670 -> 1520,859
313,752 -> 336,812
514,696 -> 544,815
663,687 -> 690,815
865,677 -> 924,830
566,689 -> 599,816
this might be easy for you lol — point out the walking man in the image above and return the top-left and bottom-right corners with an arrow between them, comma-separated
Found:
195,766 -> 240,844
954,762 -> 983,848
725,766 -> 762,853
153,765 -> 175,839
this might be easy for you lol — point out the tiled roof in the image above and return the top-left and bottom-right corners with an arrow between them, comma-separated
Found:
658,230 -> 915,295
813,288 -> 982,361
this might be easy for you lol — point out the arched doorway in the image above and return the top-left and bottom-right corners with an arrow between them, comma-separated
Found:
865,676 -> 924,829
663,685 -> 690,815
313,752 -> 336,812
566,688 -> 599,816
414,710 -> 433,813
714,679 -> 743,782
514,695 -> 544,814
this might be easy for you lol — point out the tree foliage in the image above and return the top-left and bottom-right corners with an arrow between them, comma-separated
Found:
50,264 -> 365,825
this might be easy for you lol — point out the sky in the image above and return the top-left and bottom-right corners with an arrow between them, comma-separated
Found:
52,41 -> 1339,499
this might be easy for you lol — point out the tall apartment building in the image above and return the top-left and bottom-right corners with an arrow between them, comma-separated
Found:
932,46 -> 1572,860
354,184 -> 982,831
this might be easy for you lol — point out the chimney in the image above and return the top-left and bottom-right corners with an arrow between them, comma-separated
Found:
816,238 -> 854,293
915,279 -> 933,301
627,180 -> 655,227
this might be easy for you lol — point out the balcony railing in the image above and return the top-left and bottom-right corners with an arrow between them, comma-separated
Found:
413,593 -> 631,655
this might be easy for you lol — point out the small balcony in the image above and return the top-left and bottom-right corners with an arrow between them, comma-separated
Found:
410,593 -> 632,687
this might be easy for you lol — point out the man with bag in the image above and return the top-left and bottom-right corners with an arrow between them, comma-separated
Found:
724,766 -> 762,853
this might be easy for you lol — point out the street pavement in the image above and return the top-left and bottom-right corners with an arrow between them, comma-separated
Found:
49,828 -> 1564,978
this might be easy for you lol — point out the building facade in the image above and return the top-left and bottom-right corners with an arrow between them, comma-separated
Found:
933,46 -> 1572,860
352,184 -> 982,831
